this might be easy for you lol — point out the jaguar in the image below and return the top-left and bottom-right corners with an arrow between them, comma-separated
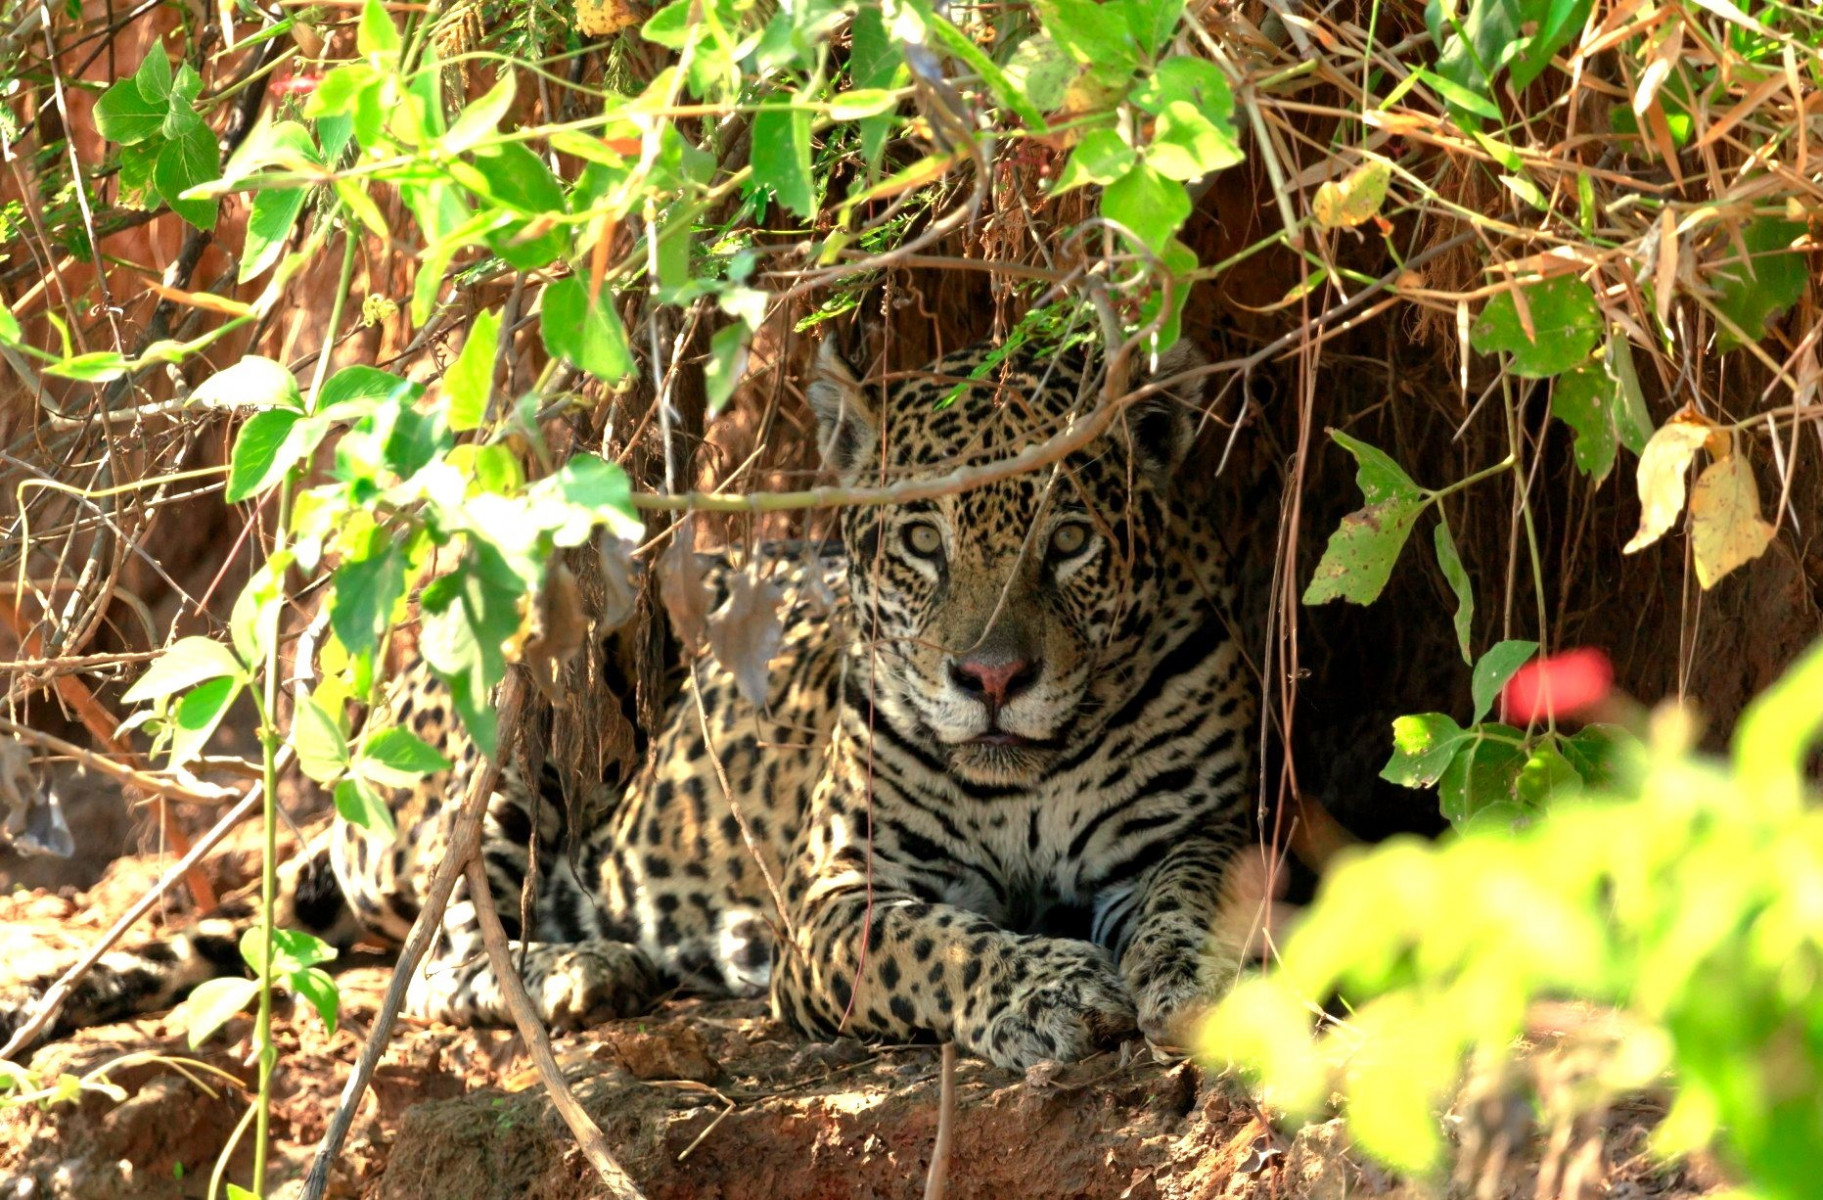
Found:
2,337 -> 1260,1070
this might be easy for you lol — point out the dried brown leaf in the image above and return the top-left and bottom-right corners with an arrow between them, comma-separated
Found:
1623,408 -> 1725,555
708,570 -> 785,708
659,522 -> 711,653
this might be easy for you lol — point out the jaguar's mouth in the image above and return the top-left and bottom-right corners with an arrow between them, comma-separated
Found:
967,730 -> 1034,747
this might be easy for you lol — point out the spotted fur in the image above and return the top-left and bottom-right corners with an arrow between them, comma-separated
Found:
2,339 -> 1256,1070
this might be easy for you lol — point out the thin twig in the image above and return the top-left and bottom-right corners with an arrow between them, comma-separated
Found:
0,717 -> 240,806
923,1042 -> 957,1200
298,671 -> 530,1200
465,856 -> 648,1199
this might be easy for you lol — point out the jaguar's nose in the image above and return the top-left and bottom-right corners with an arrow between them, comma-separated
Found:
948,655 -> 1040,708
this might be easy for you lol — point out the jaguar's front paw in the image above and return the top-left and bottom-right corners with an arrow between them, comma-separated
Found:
972,939 -> 1137,1070
533,942 -> 660,1030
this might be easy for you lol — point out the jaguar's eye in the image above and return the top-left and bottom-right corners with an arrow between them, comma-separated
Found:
902,521 -> 944,559
1048,522 -> 1091,558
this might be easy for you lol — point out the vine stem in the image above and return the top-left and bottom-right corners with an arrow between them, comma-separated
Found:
249,229 -> 357,1197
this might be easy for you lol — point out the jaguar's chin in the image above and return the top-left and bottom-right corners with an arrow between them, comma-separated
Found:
948,740 -> 1057,788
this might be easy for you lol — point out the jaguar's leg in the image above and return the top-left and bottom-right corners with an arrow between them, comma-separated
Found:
770,796 -> 1137,1069
405,871 -> 660,1030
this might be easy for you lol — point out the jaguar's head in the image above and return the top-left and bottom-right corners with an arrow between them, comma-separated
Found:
809,338 -> 1205,789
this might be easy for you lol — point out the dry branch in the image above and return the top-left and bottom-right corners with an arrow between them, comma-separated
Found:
299,670 -> 530,1200
465,856 -> 647,1199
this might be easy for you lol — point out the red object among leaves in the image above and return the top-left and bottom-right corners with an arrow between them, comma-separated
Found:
1503,647 -> 1614,724
270,75 -> 322,96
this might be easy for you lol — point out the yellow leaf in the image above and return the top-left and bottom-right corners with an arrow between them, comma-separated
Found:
1688,441 -> 1776,588
574,0 -> 642,36
1312,160 -> 1392,229
1622,409 -> 1721,555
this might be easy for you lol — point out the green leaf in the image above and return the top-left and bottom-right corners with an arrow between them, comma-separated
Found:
541,276 -> 635,384
0,305 -> 19,345
93,52 -> 172,145
705,322 -> 750,414
177,976 -> 262,1049
290,967 -> 340,1035
334,776 -> 397,836
443,74 -> 516,155
44,351 -> 129,382
1515,742 -> 1582,810
1508,0 -> 1594,88
318,364 -> 419,418
227,1186 -> 259,1200
916,2 -> 1047,129
1131,56 -> 1234,120
241,186 -> 310,283
1146,99 -> 1243,181
546,453 -> 644,542
1559,724 -> 1634,789
1381,712 -> 1468,789
330,541 -> 406,657
192,355 -> 304,412
1550,359 -> 1620,482
229,554 -> 289,667
154,114 -> 220,230
167,676 -> 242,769
293,694 -> 351,783
1101,162 -> 1191,253
1437,726 -> 1527,828
445,308 -> 499,432
1119,0 -> 1186,56
1414,66 -> 1501,121
1711,219 -> 1808,351
227,409 -> 324,502
1469,275 -> 1602,378
1004,36 -> 1075,113
123,637 -> 245,703
1302,431 -> 1428,606
358,727 -> 452,787
1139,236 -> 1199,352
1433,515 -> 1475,663
1036,0 -> 1138,75
1052,129 -> 1138,193
465,143 -> 569,270
419,547 -> 524,756
241,926 -> 339,974
1471,639 -> 1538,724
752,100 -> 816,218
1607,334 -> 1652,455
357,0 -> 402,56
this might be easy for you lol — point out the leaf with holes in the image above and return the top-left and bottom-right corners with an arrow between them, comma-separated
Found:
1303,431 -> 1428,606
1549,359 -> 1619,481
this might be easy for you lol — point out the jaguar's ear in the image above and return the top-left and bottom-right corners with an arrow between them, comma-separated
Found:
806,340 -> 879,475
1123,339 -> 1206,481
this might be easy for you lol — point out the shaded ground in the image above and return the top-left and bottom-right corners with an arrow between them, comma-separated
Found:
1,852 -> 1727,1200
